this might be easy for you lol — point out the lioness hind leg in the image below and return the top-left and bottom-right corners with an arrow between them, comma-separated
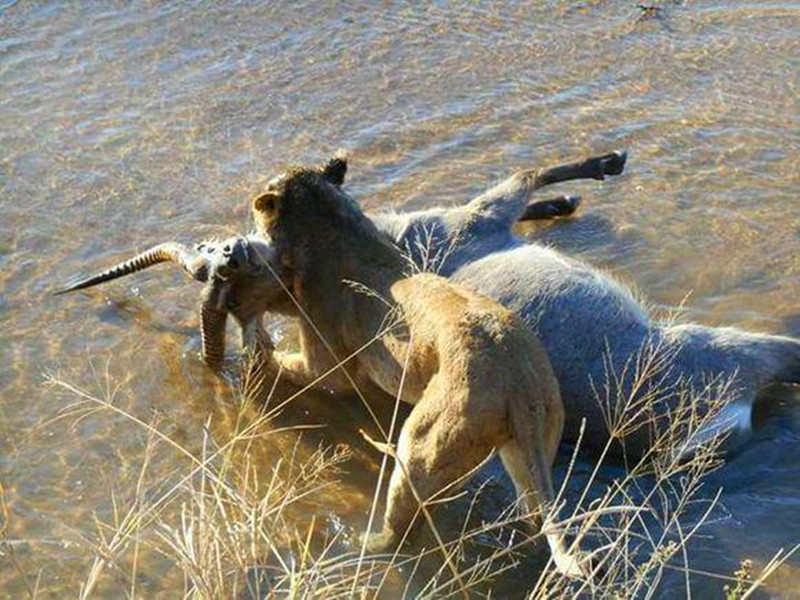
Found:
499,440 -> 587,578
498,441 -> 549,526
363,377 -> 504,553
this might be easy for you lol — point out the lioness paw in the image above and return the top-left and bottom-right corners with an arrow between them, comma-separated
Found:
361,529 -> 398,554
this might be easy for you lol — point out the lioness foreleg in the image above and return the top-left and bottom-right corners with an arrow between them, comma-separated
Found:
264,350 -> 353,394
363,375 -> 507,553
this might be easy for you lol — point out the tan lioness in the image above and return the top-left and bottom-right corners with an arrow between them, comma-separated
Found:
251,156 -> 588,577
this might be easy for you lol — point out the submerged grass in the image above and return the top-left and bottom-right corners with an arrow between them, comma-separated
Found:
2,340 -> 796,598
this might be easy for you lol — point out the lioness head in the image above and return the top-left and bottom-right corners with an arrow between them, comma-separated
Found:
251,153 -> 349,236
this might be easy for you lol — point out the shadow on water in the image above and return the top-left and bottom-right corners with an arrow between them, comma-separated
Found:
521,211 -> 644,260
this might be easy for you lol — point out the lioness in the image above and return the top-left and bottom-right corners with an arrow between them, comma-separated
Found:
249,157 -> 588,577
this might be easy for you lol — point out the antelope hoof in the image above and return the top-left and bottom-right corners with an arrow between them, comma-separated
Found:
601,150 -> 627,177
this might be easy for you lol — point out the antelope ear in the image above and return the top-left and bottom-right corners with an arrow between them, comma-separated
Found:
252,190 -> 280,215
321,152 -> 348,186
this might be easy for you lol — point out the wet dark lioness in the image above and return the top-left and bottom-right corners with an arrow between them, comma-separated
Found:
250,157 -> 588,577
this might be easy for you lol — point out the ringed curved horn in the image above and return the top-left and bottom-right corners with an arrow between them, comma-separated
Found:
199,279 -> 229,371
54,242 -> 209,295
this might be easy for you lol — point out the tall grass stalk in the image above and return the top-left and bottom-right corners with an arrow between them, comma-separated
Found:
8,337 -> 786,599
0,286 -> 791,598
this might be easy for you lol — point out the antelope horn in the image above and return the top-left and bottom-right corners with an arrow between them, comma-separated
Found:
199,279 -> 229,371
54,242 -> 209,295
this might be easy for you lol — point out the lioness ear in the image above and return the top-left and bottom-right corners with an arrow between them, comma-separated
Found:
252,191 -> 280,215
321,152 -> 348,187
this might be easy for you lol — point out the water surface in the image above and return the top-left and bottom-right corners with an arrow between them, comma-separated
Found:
1,1 -> 798,597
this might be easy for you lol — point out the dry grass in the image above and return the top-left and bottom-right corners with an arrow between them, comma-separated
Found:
1,338 -> 796,598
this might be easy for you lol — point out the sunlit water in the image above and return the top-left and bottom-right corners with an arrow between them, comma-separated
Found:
1,1 -> 798,597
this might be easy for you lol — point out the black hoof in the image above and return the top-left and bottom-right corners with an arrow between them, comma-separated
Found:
601,150 -> 627,177
520,195 -> 582,221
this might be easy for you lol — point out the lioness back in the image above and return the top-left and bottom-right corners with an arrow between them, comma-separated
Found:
391,273 -> 561,402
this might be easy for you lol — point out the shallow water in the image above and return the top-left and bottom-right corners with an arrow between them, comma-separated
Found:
1,1 -> 798,597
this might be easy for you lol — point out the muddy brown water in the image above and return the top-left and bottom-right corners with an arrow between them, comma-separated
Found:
1,1 -> 798,598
